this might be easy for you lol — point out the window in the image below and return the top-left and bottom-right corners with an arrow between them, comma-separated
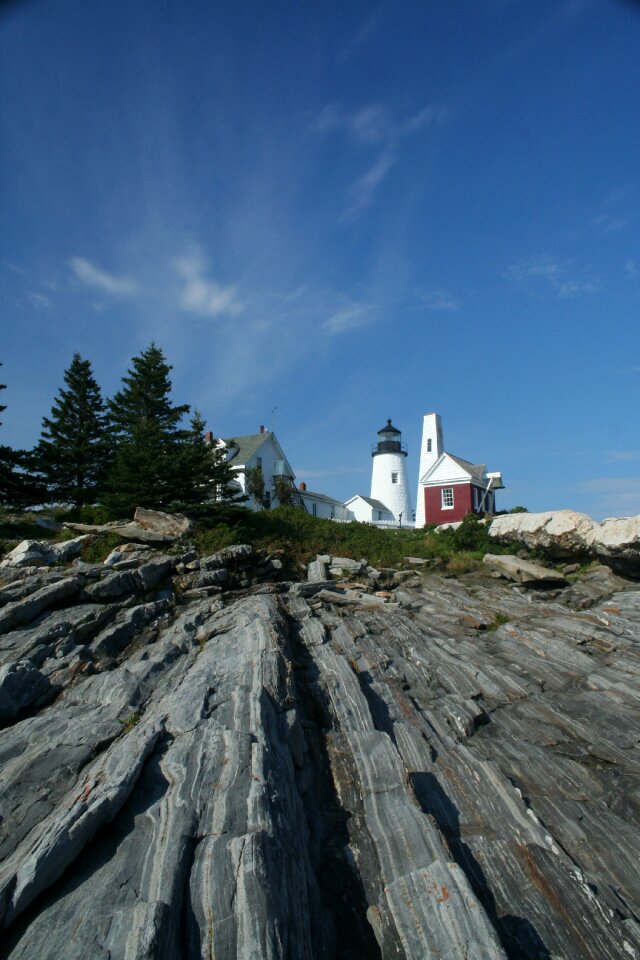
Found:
312,503 -> 317,516
377,510 -> 383,520
427,439 -> 432,452
391,472 -> 398,484
330,506 -> 335,519
441,487 -> 454,509
256,457 -> 262,469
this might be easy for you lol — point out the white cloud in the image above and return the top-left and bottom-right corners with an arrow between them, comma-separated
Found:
606,450 -> 640,462
625,259 -> 640,279
323,303 -> 374,334
420,289 -> 460,312
175,250 -> 243,318
505,255 -> 601,297
68,257 -> 138,296
342,149 -> 396,221
312,99 -> 447,221
580,477 -> 640,515
27,292 -> 51,309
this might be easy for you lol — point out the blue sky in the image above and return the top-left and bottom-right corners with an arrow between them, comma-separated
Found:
1,0 -> 639,519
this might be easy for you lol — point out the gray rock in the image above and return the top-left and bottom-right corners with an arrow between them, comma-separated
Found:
2,555 -> 640,959
0,536 -> 88,569
307,554 -> 330,582
0,577 -> 81,635
200,544 -> 254,569
0,660 -> 51,724
483,554 -> 568,586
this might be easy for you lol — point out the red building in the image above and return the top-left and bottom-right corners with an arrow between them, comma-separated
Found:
415,413 -> 504,526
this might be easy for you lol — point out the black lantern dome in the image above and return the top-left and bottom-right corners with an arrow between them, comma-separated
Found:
372,419 -> 407,456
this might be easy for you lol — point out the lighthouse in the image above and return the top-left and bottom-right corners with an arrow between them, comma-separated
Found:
370,419 -> 413,525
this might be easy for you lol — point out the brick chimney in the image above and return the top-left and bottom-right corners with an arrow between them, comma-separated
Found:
259,425 -> 265,434
204,431 -> 213,444
299,481 -> 307,491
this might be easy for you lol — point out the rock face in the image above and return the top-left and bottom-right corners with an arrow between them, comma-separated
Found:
490,510 -> 640,575
64,506 -> 191,545
483,554 -> 568,586
0,542 -> 639,959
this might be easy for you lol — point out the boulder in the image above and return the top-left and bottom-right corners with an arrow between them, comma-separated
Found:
489,510 -> 596,559
490,511 -> 640,576
0,536 -> 88,569
64,508 -> 191,545
308,554 -> 331,582
483,554 -> 568,587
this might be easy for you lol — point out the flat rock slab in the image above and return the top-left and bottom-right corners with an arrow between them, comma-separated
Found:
483,554 -> 568,586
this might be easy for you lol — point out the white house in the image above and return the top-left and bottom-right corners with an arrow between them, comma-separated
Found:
216,427 -> 297,509
298,483 -> 350,520
415,413 -> 504,526
344,494 -> 395,525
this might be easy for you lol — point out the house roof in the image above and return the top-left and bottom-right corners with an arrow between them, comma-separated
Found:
345,494 -> 393,513
222,433 -> 268,465
447,454 -> 487,481
300,489 -> 345,507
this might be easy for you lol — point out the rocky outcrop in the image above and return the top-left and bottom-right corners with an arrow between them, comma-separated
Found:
0,540 -> 639,958
483,554 -> 568,586
0,536 -> 89,569
64,506 -> 192,544
490,510 -> 640,576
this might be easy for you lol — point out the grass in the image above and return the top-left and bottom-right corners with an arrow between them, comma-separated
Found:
186,505 -> 515,572
119,712 -> 140,731
486,612 -> 510,631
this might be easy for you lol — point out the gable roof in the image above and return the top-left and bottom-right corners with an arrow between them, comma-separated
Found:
300,489 -> 345,507
345,494 -> 393,513
222,433 -> 268,465
420,451 -> 487,485
448,454 -> 486,481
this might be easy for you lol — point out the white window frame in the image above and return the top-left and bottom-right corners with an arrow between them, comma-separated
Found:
441,487 -> 454,510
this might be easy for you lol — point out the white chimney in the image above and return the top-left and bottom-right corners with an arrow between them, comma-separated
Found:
415,412 -> 443,527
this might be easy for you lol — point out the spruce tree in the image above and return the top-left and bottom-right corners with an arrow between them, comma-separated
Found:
33,354 -> 108,506
0,363 -> 44,508
104,344 -> 190,515
172,411 -> 241,505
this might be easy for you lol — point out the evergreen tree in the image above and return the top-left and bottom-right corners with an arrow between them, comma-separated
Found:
172,411 -> 241,505
33,354 -> 109,506
104,344 -> 190,515
0,362 -> 44,508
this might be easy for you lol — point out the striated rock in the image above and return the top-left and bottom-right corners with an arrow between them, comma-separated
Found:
0,577 -> 81,635
0,544 -> 639,959
596,515 -> 640,574
483,554 -> 568,587
64,507 -> 191,545
0,536 -> 88,569
307,554 -> 331,582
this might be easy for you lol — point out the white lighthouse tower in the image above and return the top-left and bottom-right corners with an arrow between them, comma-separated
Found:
370,419 -> 413,525
415,412 -> 443,527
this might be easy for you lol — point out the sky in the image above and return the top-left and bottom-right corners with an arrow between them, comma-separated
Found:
1,0 -> 639,520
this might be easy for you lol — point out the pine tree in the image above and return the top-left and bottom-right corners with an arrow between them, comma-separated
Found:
33,354 -> 109,506
104,344 -> 190,515
171,411 -> 241,505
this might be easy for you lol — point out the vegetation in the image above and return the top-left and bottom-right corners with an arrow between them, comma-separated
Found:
189,506 -> 512,572
33,354 -> 109,507
244,465 -> 266,508
273,475 -> 295,507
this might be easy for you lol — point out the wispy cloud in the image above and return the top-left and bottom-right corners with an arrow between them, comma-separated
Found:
606,450 -> 640,462
175,249 -> 243,318
580,477 -> 640,516
312,100 -> 448,220
593,213 -> 629,236
505,255 -> 601,297
296,466 -> 366,479
625,259 -> 640,279
323,302 -> 374,334
69,257 -> 138,296
419,289 -> 460,312
342,149 -> 396,221
27,292 -> 51,309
